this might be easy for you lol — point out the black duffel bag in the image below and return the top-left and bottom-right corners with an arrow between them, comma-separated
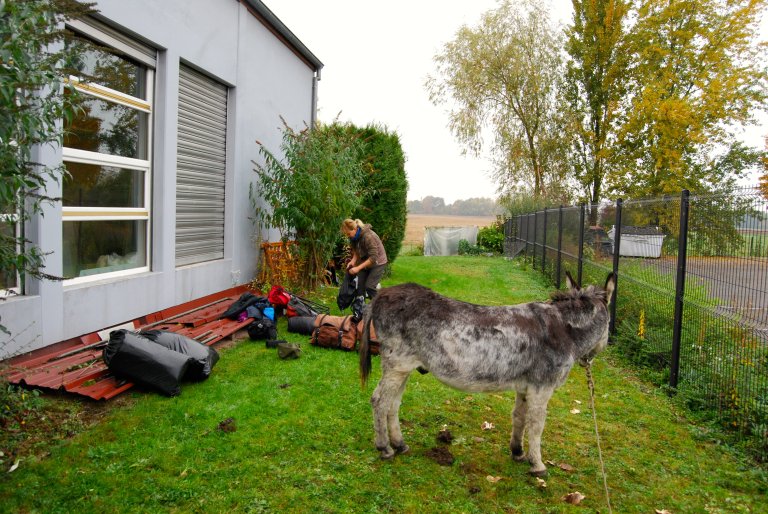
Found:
103,330 -> 190,397
140,329 -> 219,381
287,316 -> 315,335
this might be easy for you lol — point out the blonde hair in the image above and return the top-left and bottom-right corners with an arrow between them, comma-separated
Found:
341,218 -> 364,234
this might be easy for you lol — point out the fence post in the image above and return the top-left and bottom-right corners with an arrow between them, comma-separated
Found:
670,189 -> 690,389
556,205 -> 563,289
577,203 -> 585,286
609,198 -> 623,336
532,212 -> 538,270
542,207 -> 548,274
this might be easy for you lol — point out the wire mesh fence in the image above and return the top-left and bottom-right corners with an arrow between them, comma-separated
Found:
505,187 -> 768,460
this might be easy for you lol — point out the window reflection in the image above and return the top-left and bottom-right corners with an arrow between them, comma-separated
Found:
1,221 -> 17,290
63,163 -> 144,208
64,92 -> 148,159
65,31 -> 146,99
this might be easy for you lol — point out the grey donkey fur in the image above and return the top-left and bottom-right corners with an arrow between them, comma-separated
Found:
359,271 -> 616,476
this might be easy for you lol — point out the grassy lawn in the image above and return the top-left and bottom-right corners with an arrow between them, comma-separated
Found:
1,256 -> 766,513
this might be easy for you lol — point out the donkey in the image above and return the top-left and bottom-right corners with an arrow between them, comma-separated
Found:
359,271 -> 616,476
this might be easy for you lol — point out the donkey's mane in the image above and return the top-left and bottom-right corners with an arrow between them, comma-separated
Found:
549,285 -> 607,304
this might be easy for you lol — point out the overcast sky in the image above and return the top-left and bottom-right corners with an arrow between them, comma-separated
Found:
269,1 -> 767,204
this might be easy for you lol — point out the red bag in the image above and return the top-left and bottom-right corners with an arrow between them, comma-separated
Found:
268,285 -> 292,307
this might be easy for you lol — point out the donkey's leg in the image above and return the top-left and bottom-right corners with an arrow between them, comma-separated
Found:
371,370 -> 410,460
524,387 -> 556,477
510,391 -> 528,462
386,371 -> 412,455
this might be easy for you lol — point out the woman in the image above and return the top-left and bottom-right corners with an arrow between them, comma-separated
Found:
341,218 -> 388,319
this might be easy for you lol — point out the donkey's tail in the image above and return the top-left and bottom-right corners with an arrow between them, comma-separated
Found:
359,308 -> 373,389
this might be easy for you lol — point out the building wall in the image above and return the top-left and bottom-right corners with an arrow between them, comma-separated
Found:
0,0 -> 318,358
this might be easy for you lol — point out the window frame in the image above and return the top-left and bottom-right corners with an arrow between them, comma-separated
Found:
61,23 -> 155,284
0,211 -> 20,297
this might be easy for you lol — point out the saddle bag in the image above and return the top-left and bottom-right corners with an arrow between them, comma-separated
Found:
311,314 -> 357,351
356,319 -> 380,355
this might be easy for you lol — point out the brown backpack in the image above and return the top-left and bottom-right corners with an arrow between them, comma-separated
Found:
311,314 -> 357,351
356,319 -> 380,355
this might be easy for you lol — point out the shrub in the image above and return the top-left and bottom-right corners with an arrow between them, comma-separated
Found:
477,222 -> 504,253
252,120 -> 363,290
458,239 -> 483,255
328,123 -> 407,265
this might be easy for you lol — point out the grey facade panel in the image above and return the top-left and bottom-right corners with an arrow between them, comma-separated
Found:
175,65 -> 228,267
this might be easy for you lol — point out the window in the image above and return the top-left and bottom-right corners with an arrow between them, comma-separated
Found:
62,20 -> 155,282
0,209 -> 19,296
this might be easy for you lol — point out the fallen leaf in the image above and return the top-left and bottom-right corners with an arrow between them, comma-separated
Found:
481,421 -> 495,430
570,408 -> 581,414
558,462 -> 575,472
545,460 -> 556,466
562,491 -> 586,505
535,477 -> 547,489
179,468 -> 188,478
486,475 -> 502,483
574,400 -> 582,405
655,510 -> 672,514
8,459 -> 20,473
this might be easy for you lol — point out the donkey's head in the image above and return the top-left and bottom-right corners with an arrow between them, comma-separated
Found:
558,271 -> 616,367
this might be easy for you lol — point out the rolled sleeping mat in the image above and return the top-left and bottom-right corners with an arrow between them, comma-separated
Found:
287,316 -> 315,335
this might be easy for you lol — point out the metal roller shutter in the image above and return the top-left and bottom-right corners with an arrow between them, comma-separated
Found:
176,65 -> 227,266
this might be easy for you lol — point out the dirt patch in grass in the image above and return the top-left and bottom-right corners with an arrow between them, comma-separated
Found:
425,446 -> 455,466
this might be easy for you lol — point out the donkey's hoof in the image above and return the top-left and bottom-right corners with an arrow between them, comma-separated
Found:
378,447 -> 396,460
528,468 -> 548,478
394,443 -> 410,455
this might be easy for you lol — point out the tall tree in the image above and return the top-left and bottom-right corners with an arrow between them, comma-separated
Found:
613,0 -> 768,197
425,0 -> 568,199
0,0 -> 93,318
563,0 -> 630,218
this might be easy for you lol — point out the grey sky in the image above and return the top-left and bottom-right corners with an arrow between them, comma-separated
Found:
270,1 -> 767,203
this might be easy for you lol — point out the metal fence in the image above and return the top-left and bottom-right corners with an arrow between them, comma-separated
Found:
504,187 -> 768,459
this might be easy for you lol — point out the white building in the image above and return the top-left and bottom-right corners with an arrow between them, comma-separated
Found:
0,0 -> 322,359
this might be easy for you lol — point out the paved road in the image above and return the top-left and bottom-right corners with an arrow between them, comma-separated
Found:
654,256 -> 768,341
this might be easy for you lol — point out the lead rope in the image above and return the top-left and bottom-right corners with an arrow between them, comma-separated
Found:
585,363 -> 613,514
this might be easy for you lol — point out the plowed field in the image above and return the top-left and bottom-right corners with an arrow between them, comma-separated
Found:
405,214 -> 497,245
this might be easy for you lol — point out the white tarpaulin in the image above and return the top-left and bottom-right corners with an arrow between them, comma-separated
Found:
424,226 -> 479,256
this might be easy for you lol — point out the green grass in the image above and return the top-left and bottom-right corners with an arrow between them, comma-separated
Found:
1,256 -> 766,513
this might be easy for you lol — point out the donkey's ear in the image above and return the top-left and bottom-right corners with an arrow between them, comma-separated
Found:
604,273 -> 616,306
565,271 -> 579,290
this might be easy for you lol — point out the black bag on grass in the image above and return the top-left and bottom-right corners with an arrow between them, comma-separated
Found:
247,318 -> 277,340
140,329 -> 219,381
287,316 -> 315,335
103,330 -> 190,397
